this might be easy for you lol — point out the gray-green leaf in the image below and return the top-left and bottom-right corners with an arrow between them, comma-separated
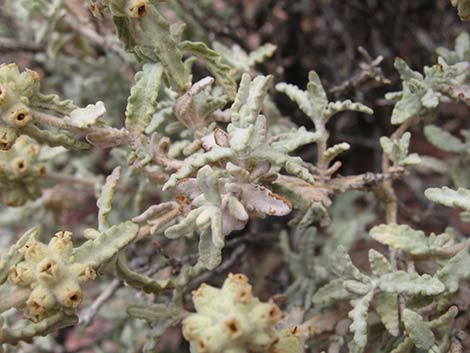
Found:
125,63 -> 163,133
402,309 -> 435,350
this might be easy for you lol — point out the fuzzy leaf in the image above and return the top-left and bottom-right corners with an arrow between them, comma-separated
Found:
436,248 -> 470,293
165,208 -> 201,239
323,100 -> 373,122
423,125 -> 466,153
425,186 -> 470,210
97,167 -> 120,232
248,43 -> 277,66
125,63 -> 163,133
370,224 -> 429,255
231,74 -> 273,127
375,292 -> 399,336
64,101 -> 106,128
343,280 -> 373,295
271,126 -> 319,154
197,166 -> 221,205
241,183 -> 292,216
73,221 -> 139,266
135,5 -> 191,92
417,156 -> 448,174
323,142 -> 350,163
306,71 -> 328,121
127,303 -> 181,322
421,89 -> 439,108
163,147 -> 234,190
0,227 -> 37,284
252,147 -> 315,183
312,278 -> 352,306
22,124 -> 90,150
390,90 -> 421,125
275,82 -> 313,118
333,246 -> 370,283
179,41 -> 237,99
394,58 -> 422,81
402,309 -> 435,350
30,92 -> 77,116
116,253 -> 173,294
378,271 -> 445,295
348,291 -> 373,352
1,312 -> 78,345
368,249 -> 392,276
380,132 -> 420,166
198,226 -> 223,270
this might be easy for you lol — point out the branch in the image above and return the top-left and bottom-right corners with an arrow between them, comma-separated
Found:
0,37 -> 43,53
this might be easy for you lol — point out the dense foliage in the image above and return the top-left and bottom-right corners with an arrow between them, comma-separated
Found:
0,1 -> 469,352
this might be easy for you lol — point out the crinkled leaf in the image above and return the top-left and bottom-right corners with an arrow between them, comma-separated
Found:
323,142 -> 350,163
348,291 -> 373,352
368,249 -> 392,276
29,92 -> 77,116
73,221 -> 139,266
125,63 -> 163,133
394,58 -> 423,81
423,125 -> 466,153
247,43 -> 277,66
425,186 -> 470,210
420,157 -> 448,176
1,312 -> 78,346
231,74 -> 273,127
421,89 -> 439,109
390,91 -> 421,125
165,208 -> 201,239
378,271 -> 445,295
64,101 -> 106,128
323,100 -> 373,122
306,70 -> 328,121
197,166 -> 221,205
179,41 -> 237,99
275,82 -> 313,118
271,126 -> 319,154
96,167 -> 120,232
333,246 -> 370,283
163,147 -> 234,190
116,253 -> 173,294
370,224 -> 430,255
380,132 -> 420,166
253,147 -> 315,183
312,278 -> 352,306
343,280 -> 373,295
436,248 -> 470,293
375,292 -> 399,336
0,227 -> 37,284
198,226 -> 223,270
402,309 -> 435,350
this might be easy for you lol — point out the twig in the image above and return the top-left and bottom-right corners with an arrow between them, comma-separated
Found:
0,37 -> 43,53
185,244 -> 247,292
44,172 -> 97,188
79,279 -> 122,326
325,168 -> 406,193
330,46 -> 390,94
